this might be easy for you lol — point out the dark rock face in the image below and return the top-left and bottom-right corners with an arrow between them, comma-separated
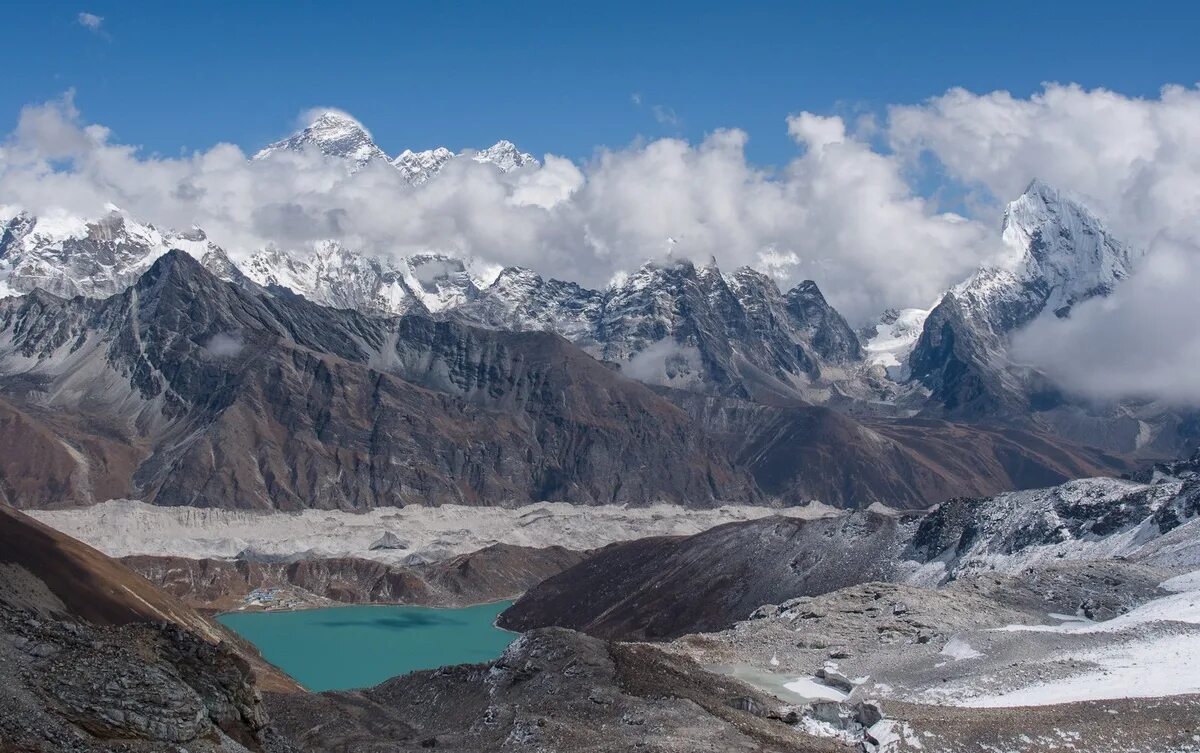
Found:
0,251 -> 754,510
0,603 -> 292,753
783,279 -> 864,364
673,393 -> 1127,510
0,250 -> 1128,511
459,258 -> 868,402
908,291 -> 1023,418
499,514 -> 922,640
265,627 -> 837,753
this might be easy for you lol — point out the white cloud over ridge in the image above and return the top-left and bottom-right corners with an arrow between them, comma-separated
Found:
0,93 -> 992,325
892,83 -> 1200,404
4,84 -> 1200,402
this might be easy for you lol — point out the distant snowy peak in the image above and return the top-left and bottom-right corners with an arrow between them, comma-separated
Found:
999,178 -> 1136,316
253,111 -> 536,182
470,140 -> 539,172
956,178 -> 1136,322
253,111 -> 390,170
392,140 -> 538,184
0,209 -> 217,299
906,179 -> 1141,418
242,243 -> 490,316
392,147 -> 455,185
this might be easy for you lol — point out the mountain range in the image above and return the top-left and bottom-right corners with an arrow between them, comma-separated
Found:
2,171 -> 1191,457
0,113 -> 1195,515
252,111 -> 538,179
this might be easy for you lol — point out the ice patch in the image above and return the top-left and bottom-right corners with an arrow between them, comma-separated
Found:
1160,569 -> 1200,593
960,633 -> 1200,707
782,676 -> 848,702
939,636 -> 982,661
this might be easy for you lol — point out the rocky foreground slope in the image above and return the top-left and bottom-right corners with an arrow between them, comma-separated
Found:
502,453 -> 1200,639
0,505 -> 298,752
6,460 -> 1200,752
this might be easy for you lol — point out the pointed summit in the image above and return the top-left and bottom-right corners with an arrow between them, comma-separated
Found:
392,146 -> 455,185
471,140 -> 539,172
998,179 -> 1135,316
254,109 -> 389,170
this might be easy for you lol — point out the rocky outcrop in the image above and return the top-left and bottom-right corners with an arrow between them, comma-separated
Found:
123,544 -> 589,610
502,457 -> 1200,641
0,505 -> 299,751
457,258 -> 871,403
265,627 -> 837,753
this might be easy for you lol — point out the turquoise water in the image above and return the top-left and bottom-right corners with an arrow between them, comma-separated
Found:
217,601 -> 516,691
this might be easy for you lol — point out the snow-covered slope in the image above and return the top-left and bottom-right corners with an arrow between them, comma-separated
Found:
0,209 -> 220,299
941,178 -> 1135,339
391,147 -> 455,185
241,244 -> 493,315
860,308 -> 929,379
241,242 -> 428,316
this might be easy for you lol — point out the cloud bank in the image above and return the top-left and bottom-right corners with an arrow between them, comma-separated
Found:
3,84 -> 1200,403
0,93 -> 992,325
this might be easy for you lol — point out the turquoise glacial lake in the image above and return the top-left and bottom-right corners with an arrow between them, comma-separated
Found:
217,601 -> 516,691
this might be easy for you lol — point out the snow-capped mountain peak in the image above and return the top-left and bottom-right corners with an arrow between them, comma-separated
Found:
253,110 -> 389,170
392,147 -> 455,185
471,140 -> 539,172
0,209 -> 219,299
997,178 -> 1135,316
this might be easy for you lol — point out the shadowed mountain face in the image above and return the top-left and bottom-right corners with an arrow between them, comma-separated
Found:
0,251 -> 753,510
498,514 -> 921,640
672,394 -> 1125,509
0,251 -> 1128,511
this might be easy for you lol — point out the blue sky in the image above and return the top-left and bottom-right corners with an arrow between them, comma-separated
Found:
3,0 -> 1196,165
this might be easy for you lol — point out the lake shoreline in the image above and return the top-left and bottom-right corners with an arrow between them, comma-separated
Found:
218,601 -> 519,692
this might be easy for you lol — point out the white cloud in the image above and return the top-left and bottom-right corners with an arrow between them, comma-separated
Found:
204,332 -> 244,358
77,12 -> 103,32
787,112 -> 846,150
892,83 -> 1200,404
652,104 -> 681,128
0,96 -> 992,324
